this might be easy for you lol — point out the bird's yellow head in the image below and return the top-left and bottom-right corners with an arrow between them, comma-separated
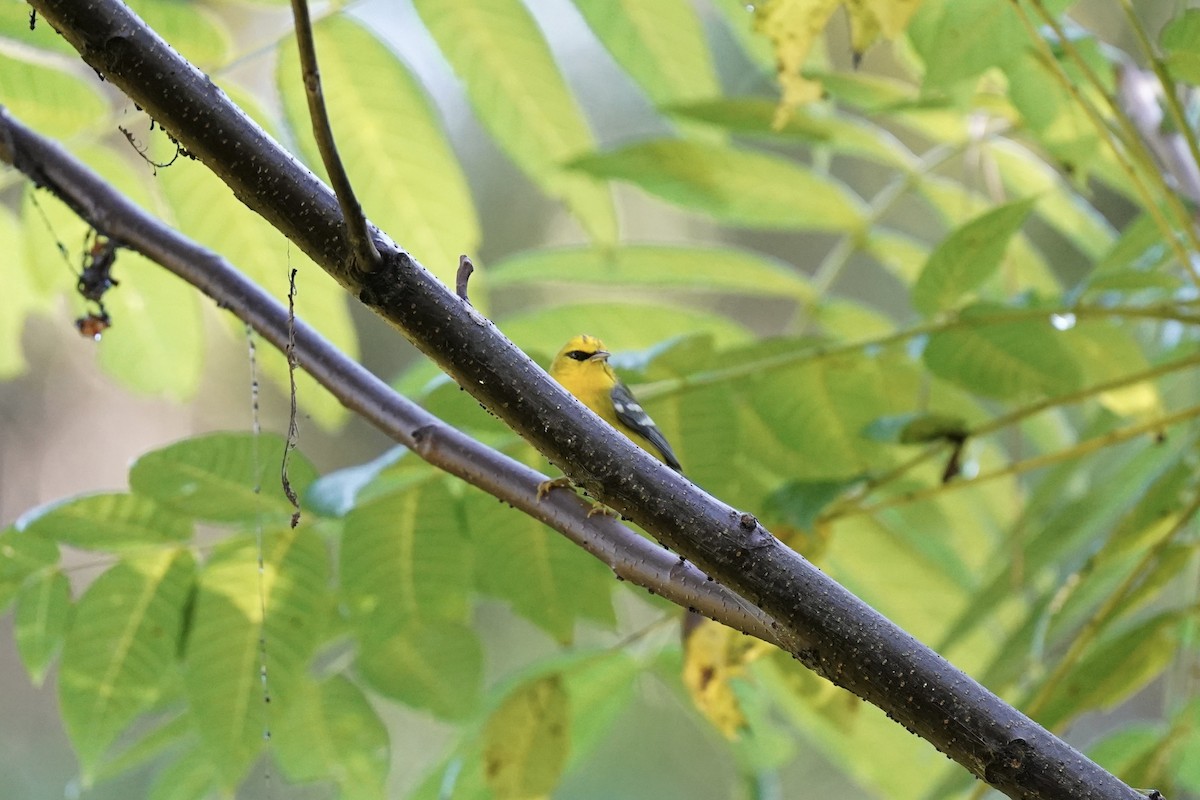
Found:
549,334 -> 615,384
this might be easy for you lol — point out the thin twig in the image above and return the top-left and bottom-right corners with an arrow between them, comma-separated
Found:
288,0 -> 381,274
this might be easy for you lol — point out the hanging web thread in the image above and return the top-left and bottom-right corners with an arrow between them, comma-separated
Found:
245,321 -> 273,792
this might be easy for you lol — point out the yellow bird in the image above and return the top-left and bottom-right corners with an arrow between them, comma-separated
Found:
548,334 -> 681,472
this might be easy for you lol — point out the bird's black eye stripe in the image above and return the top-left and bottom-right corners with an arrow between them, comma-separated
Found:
566,350 -> 591,361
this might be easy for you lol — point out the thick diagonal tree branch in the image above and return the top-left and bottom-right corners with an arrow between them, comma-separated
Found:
25,1 -> 1145,796
0,106 -> 777,645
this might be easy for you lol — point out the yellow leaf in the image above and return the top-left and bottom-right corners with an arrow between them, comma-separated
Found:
682,620 -> 772,738
483,675 -> 570,799
753,0 -> 924,124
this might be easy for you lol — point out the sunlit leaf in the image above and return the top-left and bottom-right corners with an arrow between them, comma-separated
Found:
922,308 -> 1082,398
183,528 -> 331,787
129,432 -> 317,524
572,139 -> 865,231
908,0 -> 1025,90
341,479 -> 472,628
278,16 -> 479,286
574,0 -> 718,105
913,198 -> 1036,315
413,0 -> 616,241
23,492 -> 191,551
491,244 -> 811,300
59,549 -> 195,778
157,130 -> 355,427
666,98 -> 917,168
0,54 -> 106,139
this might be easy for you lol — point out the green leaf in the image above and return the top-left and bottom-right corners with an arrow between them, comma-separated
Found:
0,54 -> 106,139
572,139 -> 865,231
273,676 -> 389,800
745,352 -> 901,480
490,244 -> 812,301
912,198 -> 1036,315
278,16 -> 479,286
1039,611 -> 1184,729
0,526 -> 59,614
907,0 -> 1025,90
357,620 -> 482,720
183,528 -> 331,788
157,135 -> 355,428
574,0 -> 717,105
129,432 -> 317,524
341,480 -> 472,628
15,567 -> 71,685
59,549 -> 195,778
147,752 -> 217,800
413,0 -> 616,242
666,98 -> 917,169
23,493 -> 191,551
91,713 -> 191,786
129,0 -> 229,70
465,488 -> 615,642
1161,9 -> 1200,83
482,674 -> 570,799
0,205 -> 46,378
96,249 -> 204,400
922,308 -> 1082,399
762,478 -> 861,533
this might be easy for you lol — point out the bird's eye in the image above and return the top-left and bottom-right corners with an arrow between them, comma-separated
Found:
566,350 -> 591,361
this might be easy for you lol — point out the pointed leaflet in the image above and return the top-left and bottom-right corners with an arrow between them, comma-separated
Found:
357,620 -> 482,720
666,98 -> 917,169
0,54 -> 106,139
413,0 -> 616,242
15,567 -> 71,685
157,95 -> 355,427
0,526 -> 59,615
912,198 -> 1036,315
341,479 -> 472,629
58,549 -> 195,778
183,527 -> 331,788
482,675 -> 570,799
129,432 -> 317,524
464,487 -> 615,642
278,16 -> 478,285
273,676 -> 389,800
1038,611 -> 1186,730
571,139 -> 865,231
573,0 -> 718,105
923,307 -> 1082,399
490,244 -> 812,302
23,493 -> 191,551
744,351 -> 902,480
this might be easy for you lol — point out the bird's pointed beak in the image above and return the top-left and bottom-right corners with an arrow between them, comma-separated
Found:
588,350 -> 611,362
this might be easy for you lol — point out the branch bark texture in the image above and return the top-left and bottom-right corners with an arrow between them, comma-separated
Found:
0,105 -> 776,645
25,1 -> 1145,797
